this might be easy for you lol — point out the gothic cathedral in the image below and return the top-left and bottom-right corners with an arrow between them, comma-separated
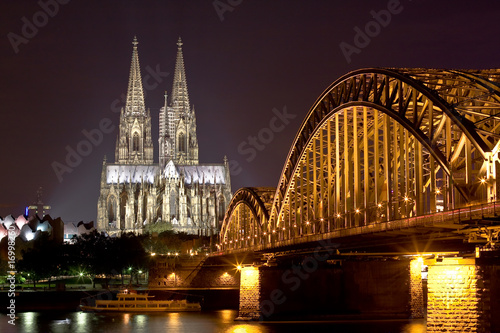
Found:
97,37 -> 232,236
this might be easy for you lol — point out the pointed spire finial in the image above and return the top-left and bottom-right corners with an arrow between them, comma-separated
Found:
171,37 -> 190,112
125,36 -> 146,115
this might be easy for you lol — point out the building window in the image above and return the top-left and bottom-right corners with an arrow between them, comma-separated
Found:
178,133 -> 185,153
133,132 -> 140,152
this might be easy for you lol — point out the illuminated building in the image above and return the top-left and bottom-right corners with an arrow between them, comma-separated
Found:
97,37 -> 232,236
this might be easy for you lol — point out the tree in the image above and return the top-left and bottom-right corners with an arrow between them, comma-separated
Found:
18,233 -> 62,289
73,230 -> 113,288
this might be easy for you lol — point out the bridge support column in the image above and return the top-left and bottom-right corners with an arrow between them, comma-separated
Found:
237,266 -> 262,320
426,258 -> 490,333
409,258 -> 424,318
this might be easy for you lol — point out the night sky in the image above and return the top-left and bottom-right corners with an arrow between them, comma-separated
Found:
1,0 -> 499,222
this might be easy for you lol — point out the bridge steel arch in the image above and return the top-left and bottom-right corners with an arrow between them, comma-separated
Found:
219,187 -> 275,251
220,68 -> 500,252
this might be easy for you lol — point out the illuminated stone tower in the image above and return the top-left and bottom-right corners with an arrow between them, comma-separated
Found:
159,37 -> 199,166
115,37 -> 154,164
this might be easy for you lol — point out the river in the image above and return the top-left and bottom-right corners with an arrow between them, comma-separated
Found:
0,310 -> 426,333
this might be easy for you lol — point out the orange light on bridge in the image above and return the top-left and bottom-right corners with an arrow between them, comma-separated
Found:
404,196 -> 409,202
306,221 -> 310,225
377,203 -> 382,208
336,213 -> 341,218
480,178 -> 487,184
435,188 -> 441,194
272,229 -> 276,233
263,232 -> 267,235
282,227 -> 286,230
355,209 -> 360,214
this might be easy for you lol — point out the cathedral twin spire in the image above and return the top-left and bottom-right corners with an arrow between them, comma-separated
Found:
116,36 -> 198,166
171,37 -> 190,112
126,36 -> 146,115
115,37 -> 153,164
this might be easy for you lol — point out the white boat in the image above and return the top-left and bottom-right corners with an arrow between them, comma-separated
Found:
80,290 -> 201,312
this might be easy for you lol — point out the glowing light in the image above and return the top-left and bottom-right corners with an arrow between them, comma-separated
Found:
404,196 -> 409,202
320,218 -> 324,222
190,253 -> 194,256
168,252 -> 171,256
151,252 -> 156,256
272,230 -> 276,233
293,224 -> 297,227
25,232 -> 34,241
377,203 -> 382,208
336,213 -> 341,218
480,178 -> 486,184
263,232 -> 267,235
79,272 -> 83,277
355,209 -> 360,214
306,221 -> 310,225
282,227 -> 286,230
435,188 -> 441,194
236,265 -> 242,271
175,252 -> 178,256
138,270 -> 142,274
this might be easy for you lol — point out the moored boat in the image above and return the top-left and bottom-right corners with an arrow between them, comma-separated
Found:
80,289 -> 201,312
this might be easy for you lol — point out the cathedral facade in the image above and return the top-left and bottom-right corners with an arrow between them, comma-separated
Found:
97,37 -> 232,236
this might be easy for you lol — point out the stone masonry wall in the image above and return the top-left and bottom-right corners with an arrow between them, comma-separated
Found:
238,266 -> 261,320
409,258 -> 424,318
426,258 -> 490,333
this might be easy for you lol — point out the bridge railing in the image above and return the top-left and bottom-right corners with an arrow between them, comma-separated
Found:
218,201 -> 500,254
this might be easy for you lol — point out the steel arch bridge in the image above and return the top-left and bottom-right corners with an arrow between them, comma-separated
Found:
219,68 -> 500,253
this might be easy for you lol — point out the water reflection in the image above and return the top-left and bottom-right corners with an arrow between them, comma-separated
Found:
0,311 -> 426,333
401,320 -> 426,333
219,309 -> 235,324
227,324 -> 266,333
20,312 -> 38,332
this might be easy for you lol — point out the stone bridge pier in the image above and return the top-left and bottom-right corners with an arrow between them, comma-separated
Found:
237,256 -> 423,321
425,256 -> 500,333
237,254 -> 500,332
